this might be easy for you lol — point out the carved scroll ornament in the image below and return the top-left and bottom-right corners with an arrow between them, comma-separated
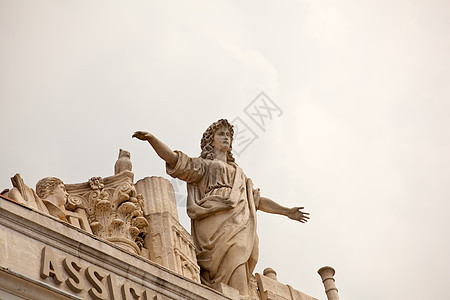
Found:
65,171 -> 148,255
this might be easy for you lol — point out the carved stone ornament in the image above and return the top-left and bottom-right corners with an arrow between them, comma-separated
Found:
4,174 -> 92,233
65,170 -> 148,255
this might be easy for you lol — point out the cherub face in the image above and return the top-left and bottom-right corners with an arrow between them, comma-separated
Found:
213,125 -> 232,152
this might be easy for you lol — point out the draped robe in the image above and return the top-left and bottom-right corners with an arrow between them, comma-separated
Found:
167,151 -> 260,290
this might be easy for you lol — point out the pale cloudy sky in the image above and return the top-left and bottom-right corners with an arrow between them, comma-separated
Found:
1,1 -> 450,299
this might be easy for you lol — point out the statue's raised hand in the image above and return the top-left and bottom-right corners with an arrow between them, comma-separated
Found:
132,130 -> 178,167
132,131 -> 153,141
287,207 -> 310,223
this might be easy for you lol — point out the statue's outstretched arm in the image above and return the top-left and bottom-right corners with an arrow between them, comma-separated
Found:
132,131 -> 178,168
258,196 -> 310,223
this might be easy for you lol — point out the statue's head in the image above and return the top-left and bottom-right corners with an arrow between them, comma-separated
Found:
200,119 -> 235,162
36,177 -> 68,207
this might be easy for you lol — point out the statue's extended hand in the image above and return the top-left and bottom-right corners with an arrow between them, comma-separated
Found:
132,131 -> 153,141
287,207 -> 310,223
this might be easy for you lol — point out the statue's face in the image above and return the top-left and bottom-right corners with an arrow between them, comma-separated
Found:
52,183 -> 69,207
213,126 -> 232,152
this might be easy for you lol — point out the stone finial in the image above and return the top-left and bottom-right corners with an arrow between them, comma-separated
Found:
114,149 -> 132,175
263,267 -> 278,281
318,266 -> 340,300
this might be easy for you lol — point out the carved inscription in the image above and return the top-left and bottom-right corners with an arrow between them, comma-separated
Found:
40,246 -> 164,300
63,256 -> 85,292
86,265 -> 108,300
40,246 -> 64,285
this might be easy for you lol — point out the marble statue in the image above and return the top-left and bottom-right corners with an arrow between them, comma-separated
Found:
6,175 -> 91,233
133,119 -> 310,298
35,177 -> 91,232
36,177 -> 70,218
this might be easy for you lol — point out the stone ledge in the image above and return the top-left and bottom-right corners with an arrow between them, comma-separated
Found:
0,197 -> 231,300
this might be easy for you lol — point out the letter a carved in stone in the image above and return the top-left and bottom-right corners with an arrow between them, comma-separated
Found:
40,246 -> 64,285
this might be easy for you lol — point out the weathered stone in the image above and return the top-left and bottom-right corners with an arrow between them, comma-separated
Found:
256,269 -> 318,300
0,196 -> 231,300
65,171 -> 147,255
217,282 -> 241,300
133,119 -> 310,297
136,176 -> 200,282
144,211 -> 200,283
8,173 -> 49,213
135,176 -> 178,221
115,149 -> 132,175
5,174 -> 92,233
0,123 -> 335,300
318,266 -> 340,300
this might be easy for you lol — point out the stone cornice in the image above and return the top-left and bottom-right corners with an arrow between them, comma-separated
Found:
0,198 -> 231,300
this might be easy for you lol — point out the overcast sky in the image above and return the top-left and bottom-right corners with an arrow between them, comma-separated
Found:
1,1 -> 450,299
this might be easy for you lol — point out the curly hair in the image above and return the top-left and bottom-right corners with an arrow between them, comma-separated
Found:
36,177 -> 64,199
200,119 -> 235,162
